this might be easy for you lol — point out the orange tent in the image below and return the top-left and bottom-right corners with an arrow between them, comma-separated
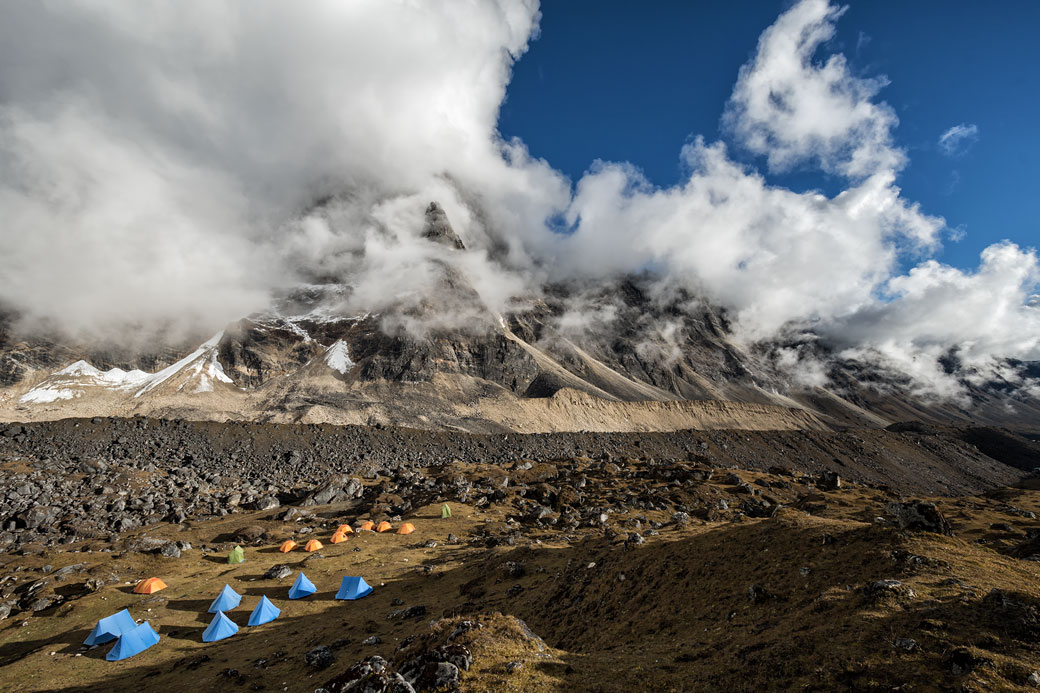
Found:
329,531 -> 348,544
376,521 -> 393,533
358,521 -> 375,531
279,540 -> 298,553
336,524 -> 354,535
133,577 -> 167,594
396,522 -> 415,535
305,539 -> 323,552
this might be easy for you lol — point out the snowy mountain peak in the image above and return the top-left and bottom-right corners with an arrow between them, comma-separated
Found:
18,332 -> 232,405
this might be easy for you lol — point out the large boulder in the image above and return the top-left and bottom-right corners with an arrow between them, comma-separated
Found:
885,501 -> 953,536
303,475 -> 364,506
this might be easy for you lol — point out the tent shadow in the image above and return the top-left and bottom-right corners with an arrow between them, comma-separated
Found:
0,625 -> 94,666
211,531 -> 267,544
77,643 -> 111,660
203,555 -> 234,564
164,598 -> 214,615
239,586 -> 286,598
158,623 -> 205,642
54,584 -> 91,601
54,628 -> 94,655
307,590 -> 341,602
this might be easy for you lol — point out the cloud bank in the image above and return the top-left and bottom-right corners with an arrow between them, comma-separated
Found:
0,0 -> 1036,396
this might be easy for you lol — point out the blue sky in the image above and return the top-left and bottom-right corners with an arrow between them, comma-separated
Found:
500,1 -> 1039,272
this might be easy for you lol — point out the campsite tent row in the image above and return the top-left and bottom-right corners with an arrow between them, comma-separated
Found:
91,573 -> 373,659
278,520 -> 418,554
97,509 -> 451,659
241,509 -> 445,559
216,515 -> 432,563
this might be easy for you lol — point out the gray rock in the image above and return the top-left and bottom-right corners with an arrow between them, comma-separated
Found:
502,561 -> 526,579
670,511 -> 691,526
864,579 -> 917,602
264,564 -> 292,580
305,645 -> 335,670
159,543 -> 181,558
303,475 -> 364,506
424,661 -> 459,689
128,536 -> 169,553
885,501 -> 953,536
254,495 -> 280,511
29,596 -> 53,612
748,584 -> 773,604
22,506 -> 57,530
819,471 -> 842,491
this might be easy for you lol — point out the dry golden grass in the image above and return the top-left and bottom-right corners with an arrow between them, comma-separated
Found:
3,468 -> 1040,691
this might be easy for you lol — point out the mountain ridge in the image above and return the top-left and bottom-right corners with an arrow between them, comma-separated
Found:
1,202 -> 1038,433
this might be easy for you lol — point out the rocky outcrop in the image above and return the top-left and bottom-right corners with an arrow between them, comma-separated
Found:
885,501 -> 954,536
421,202 -> 465,250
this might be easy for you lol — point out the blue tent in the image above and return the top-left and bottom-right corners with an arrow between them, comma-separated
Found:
288,572 -> 316,600
208,583 -> 242,613
85,608 -> 137,646
335,576 -> 373,600
247,595 -> 280,626
202,611 -> 239,642
106,621 -> 160,661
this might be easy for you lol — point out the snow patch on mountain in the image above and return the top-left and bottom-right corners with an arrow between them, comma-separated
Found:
20,361 -> 150,403
135,332 -> 228,397
19,386 -> 76,404
181,349 -> 234,393
324,340 -> 355,374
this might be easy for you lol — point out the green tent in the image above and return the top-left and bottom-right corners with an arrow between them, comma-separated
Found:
441,503 -> 451,519
228,545 -> 245,564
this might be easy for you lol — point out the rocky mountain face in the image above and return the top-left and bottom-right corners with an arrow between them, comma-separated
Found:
1,203 -> 1038,433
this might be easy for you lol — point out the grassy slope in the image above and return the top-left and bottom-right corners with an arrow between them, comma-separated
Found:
3,472 -> 1040,691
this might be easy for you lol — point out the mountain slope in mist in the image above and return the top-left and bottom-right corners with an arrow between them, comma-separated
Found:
1,200 -> 1037,433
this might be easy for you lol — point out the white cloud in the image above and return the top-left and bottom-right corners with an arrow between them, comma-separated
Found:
559,140 -> 943,340
0,0 -> 1035,401
723,0 -> 903,178
829,242 -> 1040,362
0,0 -> 564,339
938,123 -> 979,156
